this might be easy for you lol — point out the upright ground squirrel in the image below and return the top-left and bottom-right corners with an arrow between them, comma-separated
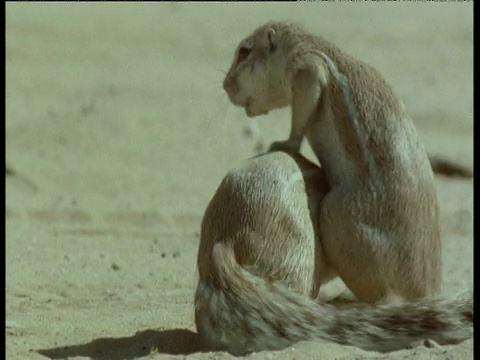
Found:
223,21 -> 443,302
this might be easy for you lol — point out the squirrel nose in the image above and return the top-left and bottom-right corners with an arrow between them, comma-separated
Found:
223,76 -> 237,94
223,76 -> 231,92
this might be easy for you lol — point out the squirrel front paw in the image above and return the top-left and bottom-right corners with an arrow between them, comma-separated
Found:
268,140 -> 301,154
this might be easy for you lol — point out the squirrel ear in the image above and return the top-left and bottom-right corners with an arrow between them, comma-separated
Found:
267,28 -> 277,52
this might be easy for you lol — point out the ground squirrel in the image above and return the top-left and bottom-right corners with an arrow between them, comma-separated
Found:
223,21 -> 445,303
194,151 -> 472,355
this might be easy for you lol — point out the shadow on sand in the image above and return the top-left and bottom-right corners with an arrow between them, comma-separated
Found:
35,328 -> 209,360
34,294 -> 358,359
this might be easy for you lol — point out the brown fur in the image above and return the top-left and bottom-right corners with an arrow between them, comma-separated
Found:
194,151 -> 472,355
223,21 -> 441,303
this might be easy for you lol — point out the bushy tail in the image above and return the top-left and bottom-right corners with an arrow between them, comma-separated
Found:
194,243 -> 473,356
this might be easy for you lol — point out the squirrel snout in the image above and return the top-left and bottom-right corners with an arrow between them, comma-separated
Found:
223,75 -> 238,95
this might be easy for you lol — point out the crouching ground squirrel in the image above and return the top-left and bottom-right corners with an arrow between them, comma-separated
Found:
194,21 -> 473,354
194,151 -> 472,355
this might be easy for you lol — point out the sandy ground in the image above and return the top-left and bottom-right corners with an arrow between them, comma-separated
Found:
6,3 -> 473,360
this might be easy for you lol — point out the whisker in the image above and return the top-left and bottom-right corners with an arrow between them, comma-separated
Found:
219,97 -> 231,151
211,64 -> 227,77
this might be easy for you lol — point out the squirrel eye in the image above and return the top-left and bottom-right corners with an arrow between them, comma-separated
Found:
237,47 -> 251,63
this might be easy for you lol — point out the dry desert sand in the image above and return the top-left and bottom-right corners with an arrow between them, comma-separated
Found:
6,3 -> 473,360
